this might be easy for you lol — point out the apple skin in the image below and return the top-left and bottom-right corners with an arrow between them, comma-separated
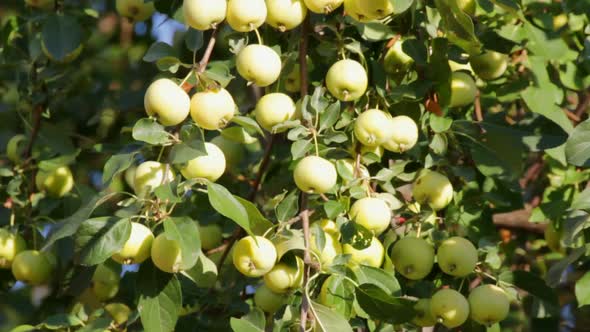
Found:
11,250 -> 54,285
0,230 -> 26,269
266,0 -> 308,31
255,93 -> 297,132
344,0 -> 376,22
112,222 -> 154,265
412,170 -> 454,211
343,236 -> 384,268
190,88 -> 235,130
104,303 -> 132,325
437,236 -> 478,277
304,0 -> 344,13
36,166 -> 74,198
236,44 -> 281,87
134,161 -> 175,197
384,40 -> 414,77
413,299 -> 437,327
430,288 -> 470,328
310,220 -> 342,266
457,0 -> 476,16
254,284 -> 286,313
6,134 -> 27,164
92,264 -> 120,301
326,59 -> 368,102
124,165 -> 137,191
263,256 -> 304,293
180,142 -> 226,182
284,64 -> 301,93
151,234 -> 183,273
468,284 -> 510,325
469,51 -> 509,81
116,0 -> 156,22
553,13 -> 568,30
199,223 -> 223,251
354,109 -> 395,147
382,115 -> 419,153
144,78 -> 190,126
25,0 -> 53,9
350,197 -> 391,235
232,236 -> 277,277
226,0 -> 267,32
357,0 -> 394,19
293,156 -> 338,194
390,237 -> 434,280
183,0 -> 226,30
449,72 -> 477,108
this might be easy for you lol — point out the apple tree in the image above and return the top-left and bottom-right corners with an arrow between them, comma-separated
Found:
0,0 -> 589,331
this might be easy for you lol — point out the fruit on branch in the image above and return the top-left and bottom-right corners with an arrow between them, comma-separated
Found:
104,303 -> 132,325
457,0 -> 476,16
151,234 -> 183,273
544,222 -> 564,253
412,169 -> 454,211
357,0 -> 394,19
413,299 -> 437,327
226,0 -> 267,32
326,59 -> 368,102
116,0 -> 156,22
180,142 -> 226,182
437,236 -> 478,277
236,44 -> 282,87
449,71 -> 477,108
284,64 -> 302,93
144,78 -> 190,126
304,0 -> 344,14
384,39 -> 414,77
469,51 -> 509,81
344,0 -> 376,22
391,237 -> 434,280
553,13 -> 568,30
11,250 -> 54,285
133,161 -> 175,197
0,230 -> 26,269
293,156 -> 338,194
198,223 -> 223,251
112,222 -> 154,265
343,236 -> 384,268
91,263 -> 120,301
382,115 -> 419,153
266,0 -> 308,31
430,288 -> 470,328
468,284 -> 510,325
124,165 -> 137,191
233,236 -> 277,277
349,197 -> 392,235
24,0 -> 53,9
338,158 -> 370,181
254,284 -> 286,313
310,220 -> 342,266
190,88 -> 236,130
360,144 -> 384,158
6,134 -> 28,164
263,256 -> 304,293
183,0 -> 227,30
254,93 -> 297,132
354,109 -> 394,147
35,166 -> 74,198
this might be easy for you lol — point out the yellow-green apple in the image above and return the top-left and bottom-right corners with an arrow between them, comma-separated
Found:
11,250 -> 54,285
144,78 -> 190,126
412,170 -> 454,211
133,161 -> 174,197
349,197 -> 391,235
293,156 -> 338,194
382,115 -> 419,153
304,0 -> 343,13
183,0 -> 226,30
413,299 -> 437,327
343,236 -> 384,268
237,44 -> 282,87
232,236 -> 277,277
36,166 -> 74,198
326,59 -> 368,101
353,109 -> 394,147
357,0 -> 393,19
390,237 -> 434,280
151,233 -> 183,273
199,223 -> 224,251
266,0 -> 308,31
0,230 -> 26,269
180,142 -> 226,182
430,288 -> 470,328
384,40 -> 414,77
91,263 -> 120,301
6,134 -> 27,164
469,51 -> 509,81
226,0 -> 267,32
190,88 -> 235,130
105,303 -> 132,325
310,220 -> 342,266
468,284 -> 510,325
344,0 -> 376,22
116,0 -> 156,21
437,236 -> 478,277
263,256 -> 304,293
254,93 -> 297,132
112,222 -> 154,265
449,72 -> 477,108
254,284 -> 286,312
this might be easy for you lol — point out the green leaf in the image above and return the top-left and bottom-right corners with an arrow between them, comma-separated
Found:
354,22 -> 396,42
41,14 -> 82,62
566,118 -> 590,167
169,143 -> 206,164
9,325 -> 36,332
39,314 -> 84,330
354,284 -> 415,324
318,275 -> 355,318
163,217 -> 201,270
275,190 -> 299,222
138,263 -> 182,332
319,102 -> 340,133
546,247 -> 586,287
291,139 -> 312,160
433,0 -> 482,54
499,270 -> 557,304
132,118 -> 172,145
207,182 -> 252,235
144,42 -> 177,62
102,152 -> 137,185
575,272 -> 590,307
391,0 -> 414,14
352,265 -> 402,296
181,252 -> 218,288
221,127 -> 258,144
522,21 -> 574,62
232,116 -> 265,137
311,301 -> 354,332
234,196 -> 273,235
185,28 -> 203,52
76,217 -> 132,266
230,318 -> 263,332
273,229 -> 305,259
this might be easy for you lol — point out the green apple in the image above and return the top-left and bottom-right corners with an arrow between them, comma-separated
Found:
382,115 -> 419,153
116,0 -> 156,21
360,145 -> 384,158
412,170 -> 454,211
413,299 -> 437,327
337,159 -> 370,184
0,229 -> 26,269
112,222 -> 154,265
151,233 -> 183,273
183,0 -> 226,30
544,222 -> 563,253
310,221 -> 342,266
343,236 -> 384,268
199,223 -> 223,251
124,165 -> 137,191
319,274 -> 338,306
190,88 -> 235,130
6,134 -> 27,164
11,250 -> 54,285
226,0 -> 267,32
304,0 -> 343,13
468,284 -> 510,325
437,236 -> 478,277
232,236 -> 277,277
180,142 -> 226,182
144,78 -> 191,126
431,288 -> 470,328
326,59 -> 368,101
134,161 -> 174,197
344,0 -> 376,22
457,0 -> 476,16
449,72 -> 477,108
36,166 -> 74,198
254,93 -> 297,132
390,237 -> 434,280
384,40 -> 414,77
354,109 -> 394,147
293,156 -> 338,194
263,256 -> 304,293
469,51 -> 509,81
25,0 -> 54,9
104,303 -> 132,325
237,44 -> 282,87
284,64 -> 301,93
211,135 -> 245,168
350,197 -> 391,235
553,13 -> 568,30
92,263 -> 120,301
266,0 -> 308,31
254,284 -> 286,313
357,0 -> 393,19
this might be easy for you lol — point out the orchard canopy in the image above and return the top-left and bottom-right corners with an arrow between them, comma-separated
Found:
1,0 -> 590,331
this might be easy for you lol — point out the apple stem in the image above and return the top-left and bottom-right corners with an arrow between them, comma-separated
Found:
254,28 -> 263,45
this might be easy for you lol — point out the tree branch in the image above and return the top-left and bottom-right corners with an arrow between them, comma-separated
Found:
182,28 -> 219,92
492,208 -> 546,234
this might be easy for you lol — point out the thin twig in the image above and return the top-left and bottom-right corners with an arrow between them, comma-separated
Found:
474,89 -> 483,122
24,105 -> 43,160
574,91 -> 590,120
182,28 -> 219,93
